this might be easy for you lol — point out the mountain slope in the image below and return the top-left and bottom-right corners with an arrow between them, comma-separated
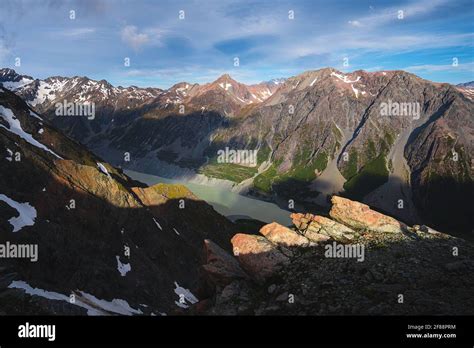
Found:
0,86 -> 236,315
195,68 -> 473,236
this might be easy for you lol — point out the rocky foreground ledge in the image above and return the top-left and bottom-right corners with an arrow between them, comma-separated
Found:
195,196 -> 474,315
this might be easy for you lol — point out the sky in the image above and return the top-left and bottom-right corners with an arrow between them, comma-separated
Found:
0,0 -> 473,88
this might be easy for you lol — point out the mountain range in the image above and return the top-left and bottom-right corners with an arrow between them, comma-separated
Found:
1,67 -> 473,240
1,70 -> 473,316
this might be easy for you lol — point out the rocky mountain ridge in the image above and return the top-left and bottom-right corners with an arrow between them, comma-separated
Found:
1,67 -> 472,240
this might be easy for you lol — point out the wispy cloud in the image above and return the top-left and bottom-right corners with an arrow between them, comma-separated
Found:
120,25 -> 164,51
60,27 -> 96,37
123,66 -> 251,82
403,62 -> 474,72
0,0 -> 472,85
347,0 -> 450,28
268,33 -> 474,62
348,20 -> 362,27
0,45 -> 10,64
0,23 -> 13,64
121,25 -> 149,50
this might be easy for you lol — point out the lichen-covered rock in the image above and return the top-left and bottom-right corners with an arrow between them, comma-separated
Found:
259,222 -> 311,247
309,216 -> 356,242
291,212 -> 354,242
290,213 -> 313,230
330,196 -> 407,233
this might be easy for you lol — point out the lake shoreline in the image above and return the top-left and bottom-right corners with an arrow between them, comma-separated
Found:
124,169 -> 292,226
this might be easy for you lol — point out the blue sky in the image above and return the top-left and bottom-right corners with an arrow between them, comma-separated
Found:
0,0 -> 473,88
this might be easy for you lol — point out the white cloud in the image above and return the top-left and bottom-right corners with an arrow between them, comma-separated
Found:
403,62 -> 474,72
270,32 -> 474,61
120,65 -> 280,87
347,0 -> 450,28
120,25 -> 164,51
62,27 -> 96,37
348,20 -> 362,27
121,25 -> 149,50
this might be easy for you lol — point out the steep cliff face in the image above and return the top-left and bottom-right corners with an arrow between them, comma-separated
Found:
404,92 -> 473,234
0,87 -> 236,315
197,196 -> 474,316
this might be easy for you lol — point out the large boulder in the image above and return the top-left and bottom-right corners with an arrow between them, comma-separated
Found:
308,216 -> 356,242
231,234 -> 290,282
259,222 -> 311,247
291,213 -> 351,243
330,196 -> 407,233
202,239 -> 248,287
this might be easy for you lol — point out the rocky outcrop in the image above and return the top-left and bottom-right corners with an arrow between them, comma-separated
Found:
291,213 -> 355,242
231,234 -> 290,282
329,196 -> 407,233
202,239 -> 248,287
226,195 -> 412,282
199,194 -> 474,315
259,222 -> 311,247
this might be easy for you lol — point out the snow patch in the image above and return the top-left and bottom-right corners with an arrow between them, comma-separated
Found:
235,95 -> 249,104
0,194 -> 37,232
153,217 -> 163,230
331,72 -> 361,84
78,292 -> 143,316
0,106 -> 62,159
2,78 -> 34,91
219,82 -> 232,91
29,81 -> 53,106
309,77 -> 318,87
97,162 -> 111,177
29,110 -> 42,120
8,280 -> 143,316
116,256 -> 131,277
351,84 -> 359,98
